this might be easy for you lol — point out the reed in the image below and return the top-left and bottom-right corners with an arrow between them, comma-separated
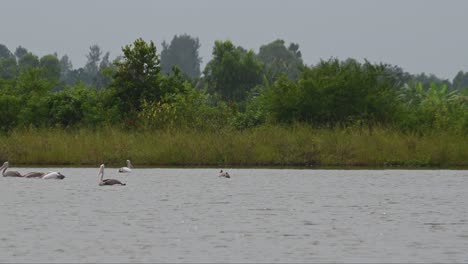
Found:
0,125 -> 466,167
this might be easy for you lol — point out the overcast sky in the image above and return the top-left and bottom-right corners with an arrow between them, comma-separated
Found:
1,0 -> 467,79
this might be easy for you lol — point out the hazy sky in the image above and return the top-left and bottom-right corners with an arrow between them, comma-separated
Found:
2,0 -> 467,79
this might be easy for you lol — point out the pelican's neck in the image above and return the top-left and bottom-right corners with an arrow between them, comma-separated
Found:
127,160 -> 132,168
1,163 -> 8,176
99,166 -> 104,182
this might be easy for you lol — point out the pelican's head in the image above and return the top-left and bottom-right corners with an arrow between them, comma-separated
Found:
57,172 -> 65,179
1,161 -> 8,169
126,160 -> 132,168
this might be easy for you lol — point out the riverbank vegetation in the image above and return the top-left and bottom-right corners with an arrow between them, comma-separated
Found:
0,37 -> 467,167
0,125 -> 466,167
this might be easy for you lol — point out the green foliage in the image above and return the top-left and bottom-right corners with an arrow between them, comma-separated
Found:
81,45 -> 113,89
1,125 -> 466,167
39,54 -> 60,82
58,54 -> 73,86
258,39 -> 304,80
453,71 -> 468,90
47,83 -> 105,127
203,40 -> 264,103
139,83 -> 233,130
112,38 -> 163,120
0,94 -> 21,131
260,58 -> 401,126
18,52 -> 39,72
397,82 -> 468,133
0,57 -> 18,79
14,46 -> 28,58
160,34 -> 202,79
410,72 -> 452,91
0,44 -> 13,59
0,38 -> 466,141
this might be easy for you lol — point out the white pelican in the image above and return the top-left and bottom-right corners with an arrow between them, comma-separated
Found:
218,169 -> 230,178
41,171 -> 65,179
118,160 -> 133,173
99,164 -> 126,186
1,161 -> 23,177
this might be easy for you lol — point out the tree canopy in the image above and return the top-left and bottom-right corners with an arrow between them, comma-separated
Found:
160,34 -> 202,79
0,38 -> 466,134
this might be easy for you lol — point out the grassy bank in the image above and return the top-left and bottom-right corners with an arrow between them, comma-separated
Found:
0,125 -> 467,167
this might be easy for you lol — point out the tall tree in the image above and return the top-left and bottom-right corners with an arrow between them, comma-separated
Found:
160,34 -> 202,79
203,40 -> 264,102
83,44 -> 102,86
59,54 -> 73,85
97,51 -> 113,89
39,54 -> 61,82
0,44 -> 13,59
258,39 -> 304,80
112,38 -> 162,118
453,71 -> 468,90
0,57 -> 17,79
14,46 -> 28,58
17,52 -> 39,72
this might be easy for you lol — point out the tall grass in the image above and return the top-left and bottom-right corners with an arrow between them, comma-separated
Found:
0,125 -> 466,167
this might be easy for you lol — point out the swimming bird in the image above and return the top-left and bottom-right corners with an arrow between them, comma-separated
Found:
41,171 -> 65,179
218,169 -> 230,178
1,161 -> 23,177
118,160 -> 133,173
23,171 -> 46,178
99,164 -> 126,186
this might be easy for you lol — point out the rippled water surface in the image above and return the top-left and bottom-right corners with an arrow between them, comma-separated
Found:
1,168 -> 468,263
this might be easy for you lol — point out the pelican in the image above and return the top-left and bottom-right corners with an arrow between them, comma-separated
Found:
118,160 -> 133,173
99,164 -> 126,186
42,171 -> 65,179
1,161 -> 23,177
218,169 -> 230,178
23,172 -> 46,178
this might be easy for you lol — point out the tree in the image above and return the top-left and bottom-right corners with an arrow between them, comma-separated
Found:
0,57 -> 17,79
258,39 -> 304,80
397,81 -> 467,132
83,44 -> 102,86
160,34 -> 202,79
59,54 -> 73,85
261,58 -> 401,125
97,51 -> 113,89
112,38 -> 163,120
18,52 -> 39,72
47,83 -> 104,127
0,44 -> 13,59
453,71 -> 468,90
15,68 -> 55,127
203,40 -> 264,103
410,72 -> 452,91
39,54 -> 60,82
14,46 -> 28,58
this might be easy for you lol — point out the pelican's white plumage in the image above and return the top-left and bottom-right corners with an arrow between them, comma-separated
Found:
118,160 -> 133,173
42,171 -> 65,179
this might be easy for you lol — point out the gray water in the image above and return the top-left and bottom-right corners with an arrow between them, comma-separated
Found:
1,168 -> 468,263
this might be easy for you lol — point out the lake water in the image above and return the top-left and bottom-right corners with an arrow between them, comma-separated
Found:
1,168 -> 468,263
